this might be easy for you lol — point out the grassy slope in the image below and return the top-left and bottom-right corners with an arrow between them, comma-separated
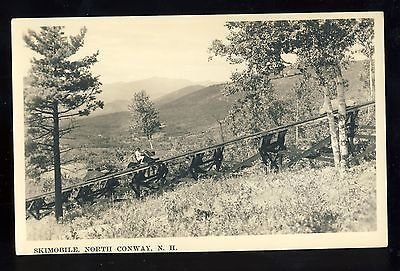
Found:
27,161 -> 376,240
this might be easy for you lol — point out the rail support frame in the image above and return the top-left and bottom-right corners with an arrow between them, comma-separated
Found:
258,130 -> 288,173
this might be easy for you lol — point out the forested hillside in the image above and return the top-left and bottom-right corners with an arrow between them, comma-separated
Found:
70,60 -> 370,144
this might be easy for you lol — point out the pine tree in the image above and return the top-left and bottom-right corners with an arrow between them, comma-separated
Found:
24,26 -> 103,220
128,90 -> 161,149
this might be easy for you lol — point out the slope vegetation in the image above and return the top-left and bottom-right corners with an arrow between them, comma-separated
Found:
26,161 -> 376,240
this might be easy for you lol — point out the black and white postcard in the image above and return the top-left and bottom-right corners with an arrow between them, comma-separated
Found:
12,12 -> 387,255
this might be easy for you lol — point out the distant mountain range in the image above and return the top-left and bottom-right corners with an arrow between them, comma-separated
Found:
101,77 -> 196,101
91,77 -> 215,116
72,60 -> 371,142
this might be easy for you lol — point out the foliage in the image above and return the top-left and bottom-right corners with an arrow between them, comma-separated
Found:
128,90 -> 161,146
354,18 -> 375,97
210,19 -> 376,169
209,21 -> 294,135
354,19 -> 375,60
24,26 -> 103,219
24,26 -> 103,178
287,73 -> 327,147
291,19 -> 357,85
290,19 -> 372,169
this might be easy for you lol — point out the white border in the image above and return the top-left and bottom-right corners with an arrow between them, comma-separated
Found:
12,12 -> 387,255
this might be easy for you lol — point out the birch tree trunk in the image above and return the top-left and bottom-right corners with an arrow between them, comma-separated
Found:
217,120 -> 225,143
336,75 -> 348,169
323,93 -> 341,167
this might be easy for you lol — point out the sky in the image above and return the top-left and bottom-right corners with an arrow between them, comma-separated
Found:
12,13 -> 376,85
14,16 -> 239,84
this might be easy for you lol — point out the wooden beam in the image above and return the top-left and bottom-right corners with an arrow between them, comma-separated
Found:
26,101 -> 375,202
349,143 -> 376,163
225,153 -> 261,173
286,136 -> 331,168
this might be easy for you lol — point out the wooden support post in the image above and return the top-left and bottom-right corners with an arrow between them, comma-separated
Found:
259,130 -> 288,172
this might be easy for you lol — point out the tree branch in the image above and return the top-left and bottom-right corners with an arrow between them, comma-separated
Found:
59,125 -> 78,133
32,130 -> 52,140
62,137 -> 76,140
60,148 -> 73,154
58,92 -> 94,115
59,112 -> 83,119
29,124 -> 53,131
31,108 -> 53,115
35,142 -> 53,148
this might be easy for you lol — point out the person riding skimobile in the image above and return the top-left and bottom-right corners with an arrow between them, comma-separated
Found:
135,147 -> 145,164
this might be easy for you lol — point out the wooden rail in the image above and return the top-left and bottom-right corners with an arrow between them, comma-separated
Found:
26,101 -> 375,202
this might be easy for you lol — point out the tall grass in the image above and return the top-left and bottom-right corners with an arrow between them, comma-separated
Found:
27,161 -> 376,240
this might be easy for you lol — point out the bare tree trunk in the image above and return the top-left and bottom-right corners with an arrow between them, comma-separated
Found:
336,75 -> 348,169
323,93 -> 340,167
148,136 -> 153,150
217,120 -> 225,142
52,101 -> 63,221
